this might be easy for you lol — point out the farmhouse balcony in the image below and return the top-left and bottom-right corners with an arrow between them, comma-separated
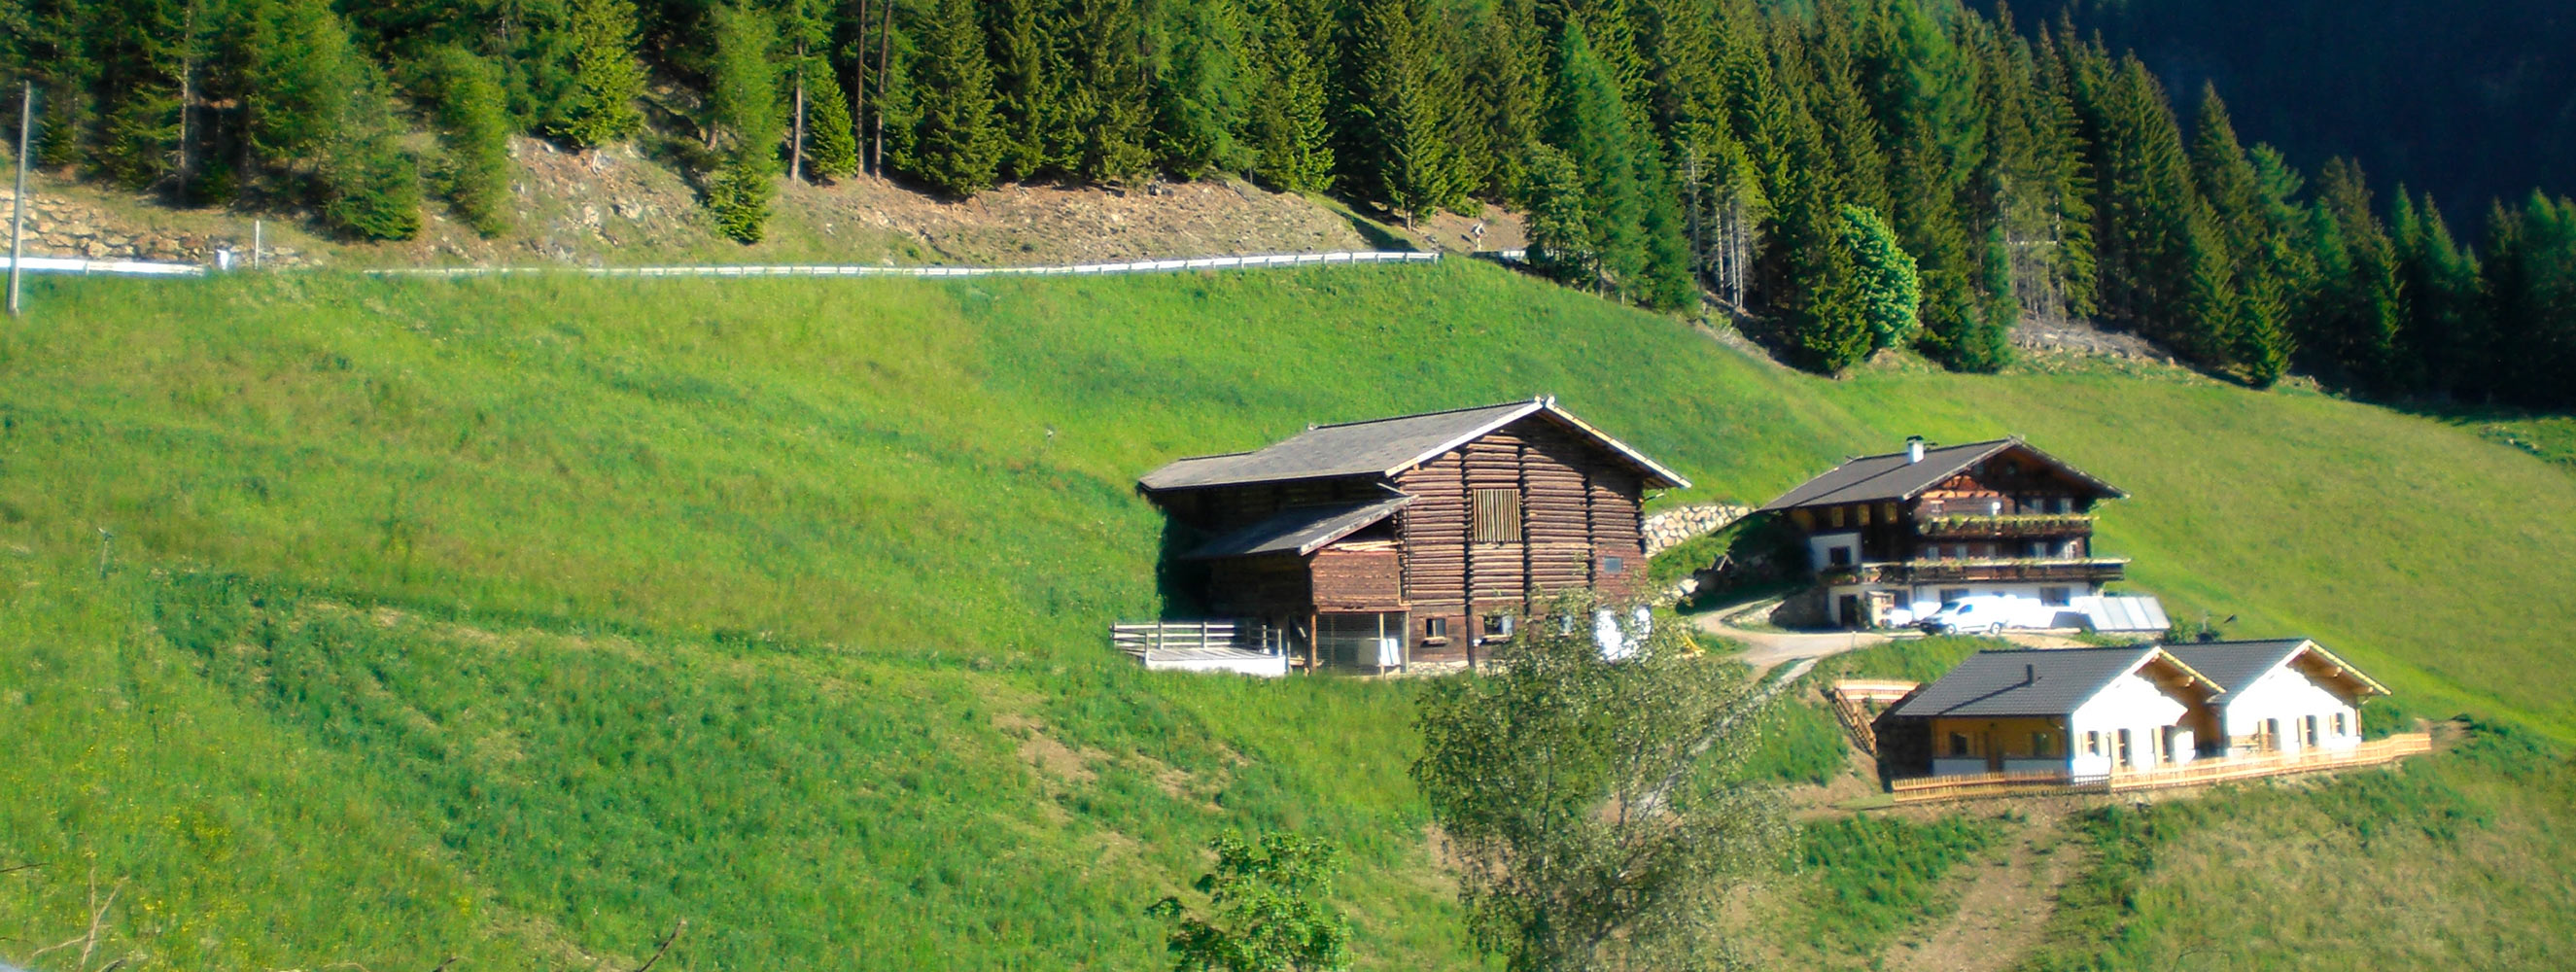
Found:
1913,512 -> 2096,539
1823,557 -> 2129,585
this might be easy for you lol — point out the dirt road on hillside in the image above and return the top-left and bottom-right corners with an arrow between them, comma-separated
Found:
1692,599 -> 2088,675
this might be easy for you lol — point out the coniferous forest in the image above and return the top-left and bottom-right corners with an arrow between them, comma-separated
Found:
2,0 -> 2570,407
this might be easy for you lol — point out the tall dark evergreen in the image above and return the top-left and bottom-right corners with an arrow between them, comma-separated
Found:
1543,21 -> 1650,294
984,0 -> 1068,181
705,2 -> 781,242
902,0 -> 1002,196
1243,0 -> 1334,191
557,0 -> 644,147
1348,0 -> 1462,226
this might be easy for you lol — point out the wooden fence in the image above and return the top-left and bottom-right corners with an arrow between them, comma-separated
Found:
1824,679 -> 1921,756
1111,620 -> 1280,659
1889,732 -> 2435,805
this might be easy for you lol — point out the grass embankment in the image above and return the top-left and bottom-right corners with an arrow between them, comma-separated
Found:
1,260 -> 2572,969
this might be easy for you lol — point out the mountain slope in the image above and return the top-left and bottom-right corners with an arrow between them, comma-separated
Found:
0,260 -> 2570,970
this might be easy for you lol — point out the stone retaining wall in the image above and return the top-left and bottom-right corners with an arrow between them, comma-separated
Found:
1,188 -> 304,266
1642,502 -> 1749,557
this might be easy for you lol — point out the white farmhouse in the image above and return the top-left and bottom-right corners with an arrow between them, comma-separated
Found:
1756,436 -> 2165,632
2164,638 -> 2389,757
1883,646 -> 2225,779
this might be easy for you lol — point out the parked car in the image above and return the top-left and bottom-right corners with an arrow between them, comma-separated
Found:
1917,597 -> 2014,635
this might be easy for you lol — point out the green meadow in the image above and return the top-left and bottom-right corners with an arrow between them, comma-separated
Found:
1,260 -> 2571,969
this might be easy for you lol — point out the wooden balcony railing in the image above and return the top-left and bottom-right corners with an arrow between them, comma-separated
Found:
1915,512 -> 2097,538
1823,557 -> 2129,585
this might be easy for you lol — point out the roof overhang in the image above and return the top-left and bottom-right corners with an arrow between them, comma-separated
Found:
2284,640 -> 2392,697
1180,496 -> 1413,560
1757,436 -> 2125,513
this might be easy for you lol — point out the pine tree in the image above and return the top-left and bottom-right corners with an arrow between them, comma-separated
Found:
985,0 -> 1068,181
1243,0 -> 1333,191
1456,0 -> 1543,198
1838,203 -> 1921,349
802,66 -> 859,181
557,0 -> 644,148
2480,192 -> 2576,409
1351,0 -> 1461,226
1147,0 -> 1249,179
779,0 -> 854,183
2390,191 -> 2483,398
243,0 -> 365,169
903,0 -> 1002,196
92,0 -> 194,190
2305,158 -> 2405,392
706,3 -> 781,241
423,46 -> 514,235
1524,143 -> 1598,287
322,62 -> 423,240
1062,0 -> 1153,184
1545,20 -> 1647,289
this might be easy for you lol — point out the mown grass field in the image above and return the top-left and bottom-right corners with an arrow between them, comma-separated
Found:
2,260 -> 2572,970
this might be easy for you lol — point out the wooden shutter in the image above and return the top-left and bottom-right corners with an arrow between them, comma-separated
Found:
1473,488 -> 1521,543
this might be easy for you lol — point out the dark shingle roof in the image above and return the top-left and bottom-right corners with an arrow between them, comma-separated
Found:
1893,646 -> 2212,717
1138,398 -> 1688,492
1757,437 -> 2126,512
2163,638 -> 2388,702
1181,497 -> 1411,559
2161,640 -> 2312,705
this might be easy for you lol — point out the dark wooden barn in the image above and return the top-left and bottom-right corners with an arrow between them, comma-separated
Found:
1137,398 -> 1689,671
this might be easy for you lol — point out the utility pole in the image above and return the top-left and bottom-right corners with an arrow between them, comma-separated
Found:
9,83 -> 32,318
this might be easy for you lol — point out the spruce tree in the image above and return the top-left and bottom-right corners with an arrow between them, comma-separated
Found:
1351,0 -> 1461,226
1062,0 -> 1153,184
2390,191 -> 2483,398
322,63 -> 423,241
903,0 -> 1002,196
1524,143 -> 1598,287
1838,203 -> 1922,349
558,0 -> 644,148
423,46 -> 514,236
986,0 -> 1068,181
1147,0 -> 1249,179
1244,0 -> 1333,191
802,67 -> 860,181
1544,20 -> 1646,288
243,0 -> 364,169
92,0 -> 193,191
706,3 -> 781,242
2306,158 -> 2405,392
2480,193 -> 2576,409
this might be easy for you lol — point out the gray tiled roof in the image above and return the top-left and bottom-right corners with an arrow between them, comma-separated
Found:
1138,399 -> 1688,492
2163,638 -> 2388,702
2162,640 -> 2312,705
1758,437 -> 2126,512
1893,646 -> 2177,717
1181,497 -> 1412,559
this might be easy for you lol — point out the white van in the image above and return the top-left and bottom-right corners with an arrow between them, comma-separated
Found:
1915,596 -> 2016,635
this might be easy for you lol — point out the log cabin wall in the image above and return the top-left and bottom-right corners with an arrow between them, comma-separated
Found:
1393,416 -> 1648,660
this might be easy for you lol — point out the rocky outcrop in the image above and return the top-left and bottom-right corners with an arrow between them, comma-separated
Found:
1642,502 -> 1750,557
0,188 -> 306,266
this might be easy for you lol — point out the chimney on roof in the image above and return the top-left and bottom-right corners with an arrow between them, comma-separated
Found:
1906,435 -> 1927,464
2024,663 -> 2037,685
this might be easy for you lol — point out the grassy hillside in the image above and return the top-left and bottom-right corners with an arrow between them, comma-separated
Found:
2,260 -> 2572,970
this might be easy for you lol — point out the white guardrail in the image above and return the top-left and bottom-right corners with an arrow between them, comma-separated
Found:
364,250 -> 1441,279
1,256 -> 206,277
0,249 -> 1440,282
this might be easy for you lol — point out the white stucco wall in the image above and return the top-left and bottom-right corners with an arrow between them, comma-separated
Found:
1870,582 -> 2103,628
1808,531 -> 1862,573
2069,669 -> 2199,772
2217,663 -> 2362,755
